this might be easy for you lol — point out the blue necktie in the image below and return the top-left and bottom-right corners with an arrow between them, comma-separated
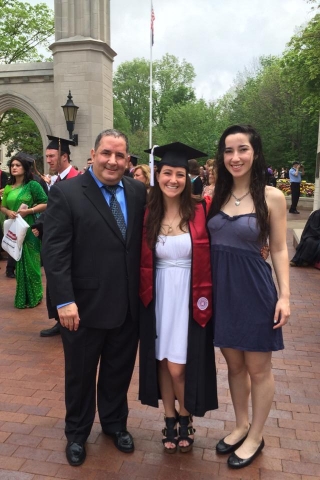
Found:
104,185 -> 126,240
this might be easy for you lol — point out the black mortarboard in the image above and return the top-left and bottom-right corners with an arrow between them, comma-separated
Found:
129,154 -> 139,166
145,142 -> 207,186
144,142 -> 207,170
10,152 -> 35,164
46,135 -> 75,155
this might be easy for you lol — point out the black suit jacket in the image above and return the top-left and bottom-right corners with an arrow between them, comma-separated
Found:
42,170 -> 146,329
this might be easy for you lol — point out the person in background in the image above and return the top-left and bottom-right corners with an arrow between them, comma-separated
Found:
207,124 -> 290,470
82,157 -> 93,173
42,129 -> 146,467
125,154 -> 139,177
188,159 -> 203,198
290,209 -> 320,267
199,165 -> 206,187
0,153 -> 47,308
267,165 -> 276,187
133,164 -> 151,192
202,162 -> 217,199
38,136 -> 79,338
139,142 -> 218,455
289,161 -> 304,214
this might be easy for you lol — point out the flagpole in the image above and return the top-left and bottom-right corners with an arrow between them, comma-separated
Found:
149,1 -> 154,149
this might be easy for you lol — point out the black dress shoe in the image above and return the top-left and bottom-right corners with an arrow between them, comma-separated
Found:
66,441 -> 86,466
227,438 -> 265,469
216,430 -> 249,455
40,323 -> 60,337
104,430 -> 134,453
6,271 -> 15,278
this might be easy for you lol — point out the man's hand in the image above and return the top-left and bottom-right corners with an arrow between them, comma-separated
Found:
58,303 -> 80,331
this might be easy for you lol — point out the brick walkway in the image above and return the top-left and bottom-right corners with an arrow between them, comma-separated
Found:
0,210 -> 319,479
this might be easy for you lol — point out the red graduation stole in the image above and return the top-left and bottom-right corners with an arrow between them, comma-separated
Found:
139,203 -> 213,327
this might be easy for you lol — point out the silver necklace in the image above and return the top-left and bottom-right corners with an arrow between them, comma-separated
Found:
161,212 -> 179,235
231,190 -> 250,206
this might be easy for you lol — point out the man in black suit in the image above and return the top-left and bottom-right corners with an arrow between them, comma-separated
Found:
42,129 -> 146,466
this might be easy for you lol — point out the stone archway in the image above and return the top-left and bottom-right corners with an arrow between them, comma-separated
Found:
0,0 -> 116,170
0,91 -> 52,160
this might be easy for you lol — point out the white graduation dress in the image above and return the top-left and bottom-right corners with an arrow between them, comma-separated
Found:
155,233 -> 191,364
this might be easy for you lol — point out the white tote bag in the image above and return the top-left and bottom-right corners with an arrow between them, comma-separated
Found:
1,214 -> 30,261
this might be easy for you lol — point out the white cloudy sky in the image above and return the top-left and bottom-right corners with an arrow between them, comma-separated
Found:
29,0 -> 315,101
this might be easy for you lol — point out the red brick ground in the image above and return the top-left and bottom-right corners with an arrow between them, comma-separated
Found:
0,210 -> 319,479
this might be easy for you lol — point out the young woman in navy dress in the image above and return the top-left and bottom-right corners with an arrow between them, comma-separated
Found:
207,125 -> 290,469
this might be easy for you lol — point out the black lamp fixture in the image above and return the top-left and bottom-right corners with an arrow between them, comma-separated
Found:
61,90 -> 79,145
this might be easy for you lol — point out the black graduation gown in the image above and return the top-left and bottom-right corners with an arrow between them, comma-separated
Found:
291,209 -> 320,266
139,252 -> 218,417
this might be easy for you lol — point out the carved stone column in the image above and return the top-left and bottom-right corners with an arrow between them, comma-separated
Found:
51,0 -> 115,168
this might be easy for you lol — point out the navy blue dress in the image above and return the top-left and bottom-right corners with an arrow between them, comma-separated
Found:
207,212 -> 284,352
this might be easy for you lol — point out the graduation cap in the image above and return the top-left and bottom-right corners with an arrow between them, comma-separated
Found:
10,152 -> 35,164
46,135 -> 75,155
144,142 -> 207,186
129,154 -> 139,167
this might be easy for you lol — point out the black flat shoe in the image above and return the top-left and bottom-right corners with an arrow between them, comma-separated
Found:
104,430 -> 134,453
227,438 -> 265,469
6,271 -> 15,278
216,429 -> 249,455
66,441 -> 86,466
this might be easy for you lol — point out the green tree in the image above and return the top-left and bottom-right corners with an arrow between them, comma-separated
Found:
0,0 -> 54,159
113,54 -> 196,133
0,0 -> 54,64
282,14 -> 320,117
113,58 -> 151,133
220,54 -> 318,179
113,98 -> 131,135
0,109 -> 43,159
152,100 -> 219,161
153,54 -> 196,127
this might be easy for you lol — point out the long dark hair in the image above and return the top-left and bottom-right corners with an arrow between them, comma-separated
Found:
8,157 -> 33,185
207,124 -> 269,243
146,164 -> 196,249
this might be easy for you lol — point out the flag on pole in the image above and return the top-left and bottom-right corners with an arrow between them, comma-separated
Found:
151,3 -> 155,46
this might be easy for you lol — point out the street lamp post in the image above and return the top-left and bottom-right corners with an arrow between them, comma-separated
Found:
61,91 -> 79,145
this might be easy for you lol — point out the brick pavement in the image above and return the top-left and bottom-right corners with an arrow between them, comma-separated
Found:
0,210 -> 319,479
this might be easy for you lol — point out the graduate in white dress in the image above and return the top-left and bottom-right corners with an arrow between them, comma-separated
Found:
139,142 -> 218,454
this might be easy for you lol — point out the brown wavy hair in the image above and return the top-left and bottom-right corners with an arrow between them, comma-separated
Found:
207,124 -> 269,244
146,164 -> 197,249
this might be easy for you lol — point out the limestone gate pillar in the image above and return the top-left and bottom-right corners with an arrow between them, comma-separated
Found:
314,121 -> 320,210
51,0 -> 116,167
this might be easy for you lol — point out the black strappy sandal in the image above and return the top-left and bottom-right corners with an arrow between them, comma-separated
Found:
178,414 -> 196,453
162,413 -> 178,454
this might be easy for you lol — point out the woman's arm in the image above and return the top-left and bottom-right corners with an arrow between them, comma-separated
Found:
0,205 -> 17,219
17,181 -> 48,218
0,186 -> 17,219
266,186 -> 290,329
17,203 -> 47,218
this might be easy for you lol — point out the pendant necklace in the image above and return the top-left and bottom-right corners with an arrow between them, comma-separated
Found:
231,190 -> 250,206
162,212 -> 179,235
